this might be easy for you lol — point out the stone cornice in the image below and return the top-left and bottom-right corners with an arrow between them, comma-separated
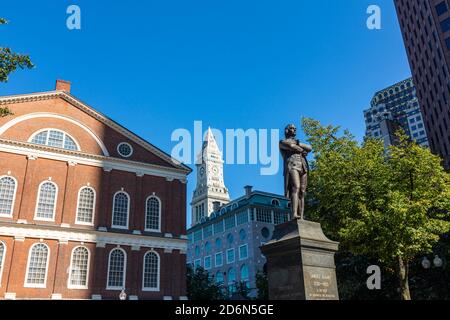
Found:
0,222 -> 187,252
0,90 -> 192,174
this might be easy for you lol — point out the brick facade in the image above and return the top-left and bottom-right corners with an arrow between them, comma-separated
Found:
0,81 -> 191,300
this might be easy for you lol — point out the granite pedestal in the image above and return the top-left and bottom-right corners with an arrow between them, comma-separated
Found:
261,220 -> 339,300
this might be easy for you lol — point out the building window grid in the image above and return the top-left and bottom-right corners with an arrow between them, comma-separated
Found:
239,244 -> 248,261
215,252 -> 223,267
194,230 -> 203,242
256,208 -> 273,224
69,247 -> 89,288
236,211 -> 249,225
226,248 -> 235,264
25,243 -> 49,287
274,211 -> 289,225
0,176 -> 16,217
225,215 -> 236,230
204,256 -> 212,270
76,187 -> 95,225
31,129 -> 78,151
35,182 -> 57,220
107,249 -> 126,289
145,196 -> 161,231
143,252 -> 159,290
112,192 -> 129,228
214,220 -> 224,234
203,225 -> 213,238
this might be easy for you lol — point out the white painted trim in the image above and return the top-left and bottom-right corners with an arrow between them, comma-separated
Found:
5,292 -> 16,300
0,112 -> 109,156
0,223 -> 188,251
0,241 -> 6,287
215,252 -> 223,267
144,195 -> 162,233
238,244 -> 248,261
28,128 -> 81,152
51,293 -> 63,300
34,180 -> 58,222
111,191 -> 130,230
204,255 -> 212,270
226,248 -> 235,264
24,242 -> 50,288
91,294 -> 102,300
75,186 -> 96,226
106,248 -> 127,291
0,175 -> 18,218
0,141 -> 188,181
141,250 -> 160,292
117,142 -> 133,158
67,246 -> 90,290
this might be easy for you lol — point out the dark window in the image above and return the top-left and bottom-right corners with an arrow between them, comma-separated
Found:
441,17 -> 450,33
436,1 -> 448,16
446,38 -> 450,51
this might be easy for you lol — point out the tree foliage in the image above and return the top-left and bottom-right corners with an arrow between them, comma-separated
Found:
186,266 -> 226,300
0,18 -> 34,83
302,117 -> 450,299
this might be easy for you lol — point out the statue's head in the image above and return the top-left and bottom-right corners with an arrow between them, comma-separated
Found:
285,124 -> 297,139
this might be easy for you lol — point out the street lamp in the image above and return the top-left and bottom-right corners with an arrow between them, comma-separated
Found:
421,257 -> 431,269
119,289 -> 127,301
421,255 -> 445,269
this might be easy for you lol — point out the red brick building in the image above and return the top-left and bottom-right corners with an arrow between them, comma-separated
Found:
0,80 -> 191,300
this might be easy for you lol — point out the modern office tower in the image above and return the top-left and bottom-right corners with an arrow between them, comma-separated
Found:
394,0 -> 450,169
364,77 -> 429,148
187,186 -> 290,298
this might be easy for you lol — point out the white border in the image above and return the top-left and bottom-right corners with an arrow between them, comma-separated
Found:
226,248 -> 235,264
117,142 -> 133,158
144,195 -> 162,233
0,113 -> 109,156
34,180 -> 58,222
142,250 -> 160,292
67,246 -> 90,290
0,175 -> 18,218
238,244 -> 248,261
75,186 -> 96,226
28,128 -> 81,152
106,248 -> 127,291
24,242 -> 50,288
204,255 -> 212,270
0,241 -> 5,287
111,191 -> 130,230
215,251 -> 223,267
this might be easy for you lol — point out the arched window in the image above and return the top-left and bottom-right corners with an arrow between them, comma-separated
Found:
228,267 -> 236,293
107,248 -> 126,290
35,181 -> 58,220
0,176 -> 17,217
215,271 -> 224,284
68,247 -> 90,289
142,251 -> 160,291
112,192 -> 129,229
145,196 -> 161,232
205,242 -> 212,255
30,129 -> 80,151
25,243 -> 49,288
215,238 -> 222,249
76,187 -> 95,225
271,199 -> 280,206
0,242 -> 5,284
30,129 -> 79,151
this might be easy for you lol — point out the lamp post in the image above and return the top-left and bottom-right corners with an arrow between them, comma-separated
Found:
119,289 -> 127,301
421,255 -> 445,270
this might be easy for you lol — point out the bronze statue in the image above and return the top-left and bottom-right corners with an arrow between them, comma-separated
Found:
280,124 -> 312,220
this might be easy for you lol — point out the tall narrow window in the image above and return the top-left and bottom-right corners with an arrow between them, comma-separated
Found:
25,243 -> 49,288
142,251 -> 160,291
0,176 -> 17,217
0,242 -> 5,285
35,182 -> 58,220
107,248 -> 126,290
145,196 -> 161,231
76,187 -> 95,225
68,247 -> 89,289
112,192 -> 129,229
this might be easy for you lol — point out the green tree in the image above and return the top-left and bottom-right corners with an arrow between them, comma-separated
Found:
186,266 -> 226,300
255,271 -> 269,300
1,18 -> 34,117
302,117 -> 450,300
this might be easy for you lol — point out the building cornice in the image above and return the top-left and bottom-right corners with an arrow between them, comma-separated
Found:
0,139 -> 188,182
0,222 -> 187,252
0,90 -> 192,174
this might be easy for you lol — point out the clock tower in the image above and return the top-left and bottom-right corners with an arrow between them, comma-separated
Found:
191,128 -> 230,226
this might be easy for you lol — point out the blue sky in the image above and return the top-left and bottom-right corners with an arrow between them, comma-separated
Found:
1,1 -> 412,225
